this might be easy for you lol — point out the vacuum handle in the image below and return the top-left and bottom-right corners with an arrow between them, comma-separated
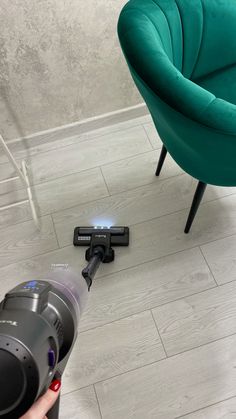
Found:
82,247 -> 104,289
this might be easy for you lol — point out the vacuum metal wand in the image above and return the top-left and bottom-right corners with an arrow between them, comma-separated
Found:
82,246 -> 105,289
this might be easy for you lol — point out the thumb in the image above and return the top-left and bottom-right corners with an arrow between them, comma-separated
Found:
20,380 -> 61,419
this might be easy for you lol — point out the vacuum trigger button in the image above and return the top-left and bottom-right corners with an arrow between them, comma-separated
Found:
48,349 -> 55,367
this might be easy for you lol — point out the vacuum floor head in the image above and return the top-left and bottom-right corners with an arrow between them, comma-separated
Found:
73,226 -> 130,289
73,226 -> 129,246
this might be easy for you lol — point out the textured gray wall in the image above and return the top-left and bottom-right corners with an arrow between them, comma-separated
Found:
0,0 -> 141,140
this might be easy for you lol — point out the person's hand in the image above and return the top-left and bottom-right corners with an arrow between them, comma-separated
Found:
20,379 -> 61,419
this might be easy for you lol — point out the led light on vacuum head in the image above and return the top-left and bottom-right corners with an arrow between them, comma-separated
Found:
94,226 -> 109,229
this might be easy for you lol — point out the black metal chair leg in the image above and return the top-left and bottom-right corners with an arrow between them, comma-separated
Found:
155,145 -> 167,176
184,181 -> 207,234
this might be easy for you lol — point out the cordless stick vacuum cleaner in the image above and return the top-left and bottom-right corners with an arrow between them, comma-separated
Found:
0,226 -> 129,419
73,226 -> 130,289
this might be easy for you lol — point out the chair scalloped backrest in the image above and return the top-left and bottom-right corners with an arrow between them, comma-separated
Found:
118,0 -> 236,81
118,0 -> 236,187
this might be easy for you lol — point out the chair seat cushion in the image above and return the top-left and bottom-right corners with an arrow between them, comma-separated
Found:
195,64 -> 236,106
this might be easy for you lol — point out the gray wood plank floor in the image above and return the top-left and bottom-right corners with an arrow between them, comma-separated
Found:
177,396 -> 236,418
1,114 -> 236,418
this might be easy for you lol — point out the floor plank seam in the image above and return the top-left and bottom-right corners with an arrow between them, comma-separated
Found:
0,121 -> 147,168
51,171 -> 186,218
54,190 -> 236,249
0,241 -> 183,275
99,167 -> 111,196
81,298 -> 222,335
70,358 -> 163,394
217,277 -> 236,288
69,331 -> 236,393
0,232 -> 60,270
100,147 -> 159,169
51,214 -> 61,249
61,384 -> 93,397
0,205 -> 32,229
158,330 -> 236,360
0,184 -> 111,230
32,164 -> 113,188
142,123 -> 158,150
46,238 -> 233,286
3,164 -> 103,189
99,171 -> 184,196
0,148 -> 162,218
93,385 -> 104,419
79,282 -> 218,334
21,124 -> 150,162
24,148 -> 159,190
0,232 -> 233,294
125,190 -> 236,229
3,156 -> 236,232
56,234 -> 236,286
92,243 -> 231,280
150,310 -> 168,358
174,394 -> 236,419
199,246 -> 219,287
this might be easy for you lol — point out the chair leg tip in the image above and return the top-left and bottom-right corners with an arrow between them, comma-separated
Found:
184,223 -> 191,234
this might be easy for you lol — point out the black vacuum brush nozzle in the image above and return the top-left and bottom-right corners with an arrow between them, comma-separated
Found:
73,226 -> 129,288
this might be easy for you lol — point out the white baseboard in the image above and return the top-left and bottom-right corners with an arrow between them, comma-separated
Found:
8,103 -> 148,148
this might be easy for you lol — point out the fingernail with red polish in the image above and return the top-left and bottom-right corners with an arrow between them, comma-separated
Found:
49,379 -> 61,392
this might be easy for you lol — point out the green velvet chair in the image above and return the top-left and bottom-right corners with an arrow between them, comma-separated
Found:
118,0 -> 236,233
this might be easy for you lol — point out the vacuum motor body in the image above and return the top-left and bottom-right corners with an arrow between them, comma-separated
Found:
0,268 -> 88,418
0,226 -> 130,418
